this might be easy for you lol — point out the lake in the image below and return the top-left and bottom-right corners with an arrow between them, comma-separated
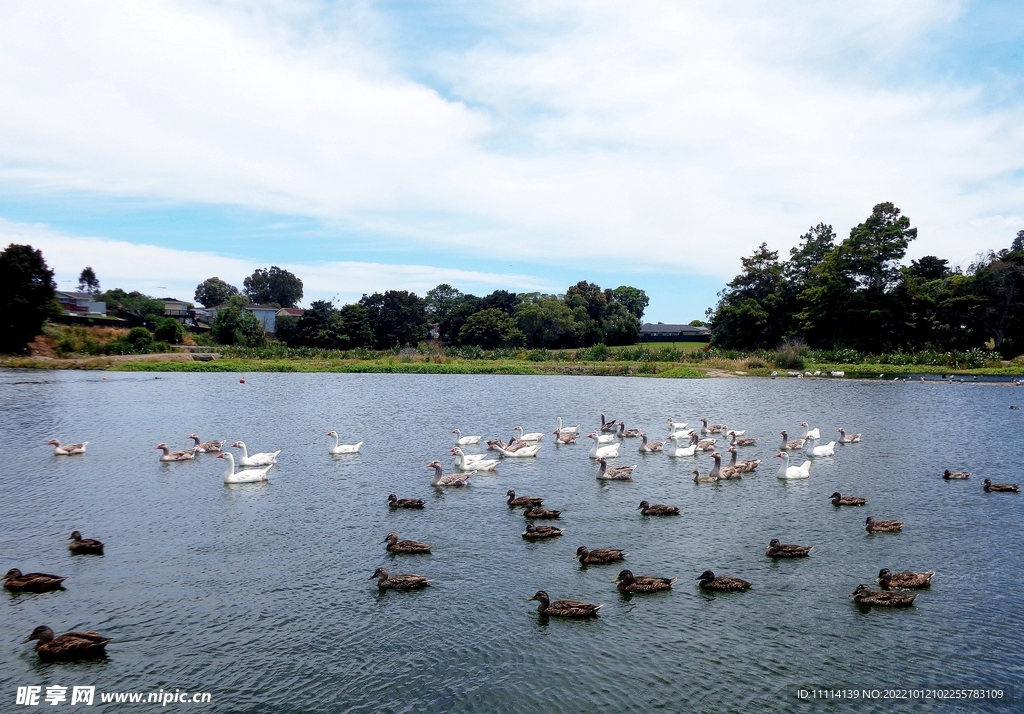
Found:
1,371 -> 1021,712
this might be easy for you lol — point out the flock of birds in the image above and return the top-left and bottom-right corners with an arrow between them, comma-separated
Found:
13,410 -> 1022,660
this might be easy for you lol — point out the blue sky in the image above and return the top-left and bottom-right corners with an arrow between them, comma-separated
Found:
1,1 -> 1023,321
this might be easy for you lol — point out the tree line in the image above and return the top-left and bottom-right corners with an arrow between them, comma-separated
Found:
707,202 -> 1024,356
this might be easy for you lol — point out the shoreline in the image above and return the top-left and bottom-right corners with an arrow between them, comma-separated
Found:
2,352 -> 1024,378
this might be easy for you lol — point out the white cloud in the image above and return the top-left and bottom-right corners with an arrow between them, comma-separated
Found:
0,218 -> 554,305
0,0 -> 1021,278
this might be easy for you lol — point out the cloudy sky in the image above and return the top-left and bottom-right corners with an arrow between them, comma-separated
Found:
2,1 -> 1023,320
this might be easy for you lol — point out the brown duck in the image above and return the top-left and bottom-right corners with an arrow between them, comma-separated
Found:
983,478 -> 1020,492
575,546 -> 627,564
725,446 -> 760,473
865,517 -> 903,533
877,568 -> 934,589
382,532 -> 431,554
527,590 -> 602,618
711,452 -> 742,480
523,505 -> 561,519
765,539 -> 813,558
637,500 -> 679,516
692,469 -> 717,484
522,524 -> 563,539
850,584 -> 915,607
638,433 -> 664,452
697,570 -> 752,591
22,626 -> 111,661
728,431 -> 758,447
596,457 -> 636,480
613,569 -> 676,593
68,531 -> 104,555
506,490 -> 544,508
553,429 -> 579,444
3,569 -> 66,593
778,430 -> 805,451
830,492 -> 867,506
372,567 -> 431,590
388,494 -> 425,509
942,469 -> 970,480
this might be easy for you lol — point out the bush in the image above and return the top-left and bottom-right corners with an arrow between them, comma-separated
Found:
527,349 -> 550,362
154,317 -> 185,345
582,343 -> 611,361
126,327 -> 154,351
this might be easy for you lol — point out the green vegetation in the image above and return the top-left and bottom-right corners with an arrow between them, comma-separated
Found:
243,266 -> 303,308
194,277 -> 238,308
0,243 -> 59,353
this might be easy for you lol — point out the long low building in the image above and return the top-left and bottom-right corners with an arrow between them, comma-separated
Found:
641,322 -> 710,342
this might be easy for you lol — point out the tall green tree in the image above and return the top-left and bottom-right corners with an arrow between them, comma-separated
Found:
458,308 -> 524,348
707,243 -> 786,349
77,266 -> 100,294
515,297 -> 577,348
611,286 -> 649,321
194,277 -> 239,307
359,290 -> 428,348
0,244 -> 58,353
211,295 -> 265,346
243,266 -> 303,307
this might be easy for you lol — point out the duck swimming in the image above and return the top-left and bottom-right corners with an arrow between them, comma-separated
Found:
372,567 -> 431,590
830,492 -> 867,506
637,500 -> 679,516
506,490 -> 544,508
527,590 -> 602,618
68,531 -> 104,555
877,568 -> 934,589
765,539 -> 812,558
983,478 -> 1020,492
850,584 -> 915,607
22,626 -> 111,661
383,532 -> 431,554
388,494 -> 425,509
942,469 -> 970,480
46,439 -> 87,456
865,517 -> 903,533
523,505 -> 562,520
697,570 -> 752,591
522,524 -> 563,539
614,569 -> 676,593
3,569 -> 66,593
574,546 -> 627,565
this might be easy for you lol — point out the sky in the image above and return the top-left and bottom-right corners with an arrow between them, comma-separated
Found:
2,0 -> 1024,321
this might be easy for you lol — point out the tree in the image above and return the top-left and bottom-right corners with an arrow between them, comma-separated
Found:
515,297 -> 578,348
908,256 -> 950,282
479,290 -> 518,315
77,266 -> 100,294
358,290 -> 428,349
970,249 -> 1024,350
243,266 -> 303,308
335,304 -> 374,350
437,294 -> 482,345
601,302 -> 642,345
1013,230 -> 1024,253
707,243 -> 786,349
98,289 -> 166,324
0,244 -> 58,353
211,295 -> 265,346
425,284 -> 463,323
153,317 -> 185,345
565,281 -> 608,322
194,277 -> 239,307
458,309 -> 524,348
611,286 -> 649,321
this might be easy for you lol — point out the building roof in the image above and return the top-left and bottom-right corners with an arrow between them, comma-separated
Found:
56,290 -> 96,300
277,307 -> 305,316
641,322 -> 709,334
160,297 -> 188,303
246,304 -> 281,311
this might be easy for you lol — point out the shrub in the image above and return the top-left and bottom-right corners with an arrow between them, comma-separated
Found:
527,349 -> 550,362
582,343 -> 611,361
154,317 -> 185,345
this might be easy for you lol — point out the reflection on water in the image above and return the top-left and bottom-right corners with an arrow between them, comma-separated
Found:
1,370 -> 1021,712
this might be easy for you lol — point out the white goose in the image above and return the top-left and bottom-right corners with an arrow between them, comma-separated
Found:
494,442 -> 541,457
587,432 -> 620,459
217,452 -> 272,484
666,419 -> 687,432
803,437 -> 836,457
47,439 -> 88,455
799,422 -> 821,441
451,429 -> 482,446
664,433 -> 698,457
326,431 -> 363,454
451,447 -> 498,471
231,441 -> 280,467
775,451 -> 812,479
555,417 -> 580,434
513,425 -> 544,442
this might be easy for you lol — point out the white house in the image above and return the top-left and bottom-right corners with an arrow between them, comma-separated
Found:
56,291 -> 107,316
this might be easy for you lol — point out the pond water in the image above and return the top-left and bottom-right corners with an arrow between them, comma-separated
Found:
1,371 -> 1021,713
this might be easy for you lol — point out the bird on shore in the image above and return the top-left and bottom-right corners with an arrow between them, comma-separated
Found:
372,567 -> 431,590
877,568 -> 935,589
942,469 -> 970,480
522,524 -> 564,539
67,531 -> 104,555
527,591 -> 602,618
388,494 -> 425,509
382,532 -> 431,554
3,569 -> 66,593
849,584 -> 915,607
574,546 -> 627,565
765,539 -> 813,558
637,500 -> 679,516
983,478 -> 1020,493
865,517 -> 903,533
613,569 -> 676,593
830,492 -> 867,506
22,626 -> 111,661
697,570 -> 752,591
46,439 -> 87,455
506,490 -> 544,508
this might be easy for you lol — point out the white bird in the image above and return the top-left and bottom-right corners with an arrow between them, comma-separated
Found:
217,452 -> 272,484
666,419 -> 687,432
587,432 -> 620,459
663,433 -> 698,457
513,425 -> 544,442
326,431 -> 363,454
775,451 -> 812,479
593,430 -> 617,443
427,460 -> 473,486
720,425 -> 745,437
451,447 -> 497,471
46,439 -> 87,455
451,429 -> 481,445
494,442 -> 541,457
799,422 -> 821,441
555,417 -> 580,434
803,437 -> 836,457
231,441 -> 280,467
